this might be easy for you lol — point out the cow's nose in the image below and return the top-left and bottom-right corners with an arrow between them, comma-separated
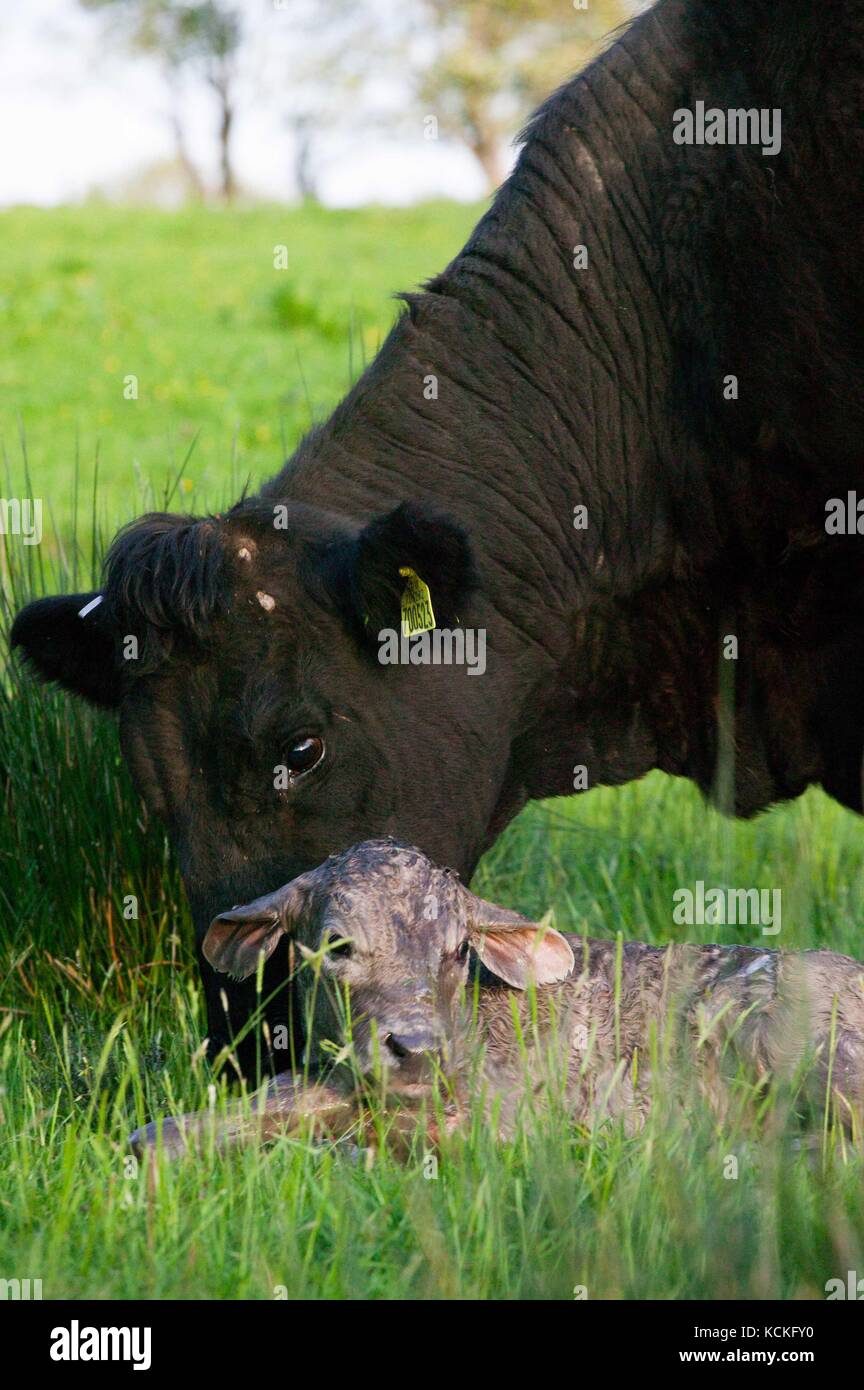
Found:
384,1031 -> 435,1061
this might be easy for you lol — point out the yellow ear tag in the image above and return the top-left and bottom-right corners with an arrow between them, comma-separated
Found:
399,567 -> 436,637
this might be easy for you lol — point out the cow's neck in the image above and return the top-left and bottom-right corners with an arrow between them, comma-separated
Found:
273,0 -> 806,648
272,3 -> 719,653
496,531 -> 864,822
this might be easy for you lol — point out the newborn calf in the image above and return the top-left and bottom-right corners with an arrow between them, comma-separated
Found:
131,840 -> 864,1157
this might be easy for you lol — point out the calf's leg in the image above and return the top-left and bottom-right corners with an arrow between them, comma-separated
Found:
129,1073 -> 356,1161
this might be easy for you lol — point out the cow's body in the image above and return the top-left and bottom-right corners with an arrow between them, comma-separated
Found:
13,0 -> 864,1075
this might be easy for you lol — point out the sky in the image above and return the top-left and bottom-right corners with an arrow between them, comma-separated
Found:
0,0 -> 491,207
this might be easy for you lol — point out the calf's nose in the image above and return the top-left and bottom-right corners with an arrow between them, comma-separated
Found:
384,1031 -> 437,1061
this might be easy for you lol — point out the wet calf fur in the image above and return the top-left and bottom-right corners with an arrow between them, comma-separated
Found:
131,841 -> 864,1157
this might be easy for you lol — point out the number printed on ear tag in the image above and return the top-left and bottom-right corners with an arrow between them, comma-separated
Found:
399,567 -> 436,637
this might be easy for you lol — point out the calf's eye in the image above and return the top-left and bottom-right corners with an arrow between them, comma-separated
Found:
457,940 -> 470,962
285,736 -> 325,777
325,934 -> 353,960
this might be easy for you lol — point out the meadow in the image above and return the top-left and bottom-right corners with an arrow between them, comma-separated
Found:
2,204 -> 864,1301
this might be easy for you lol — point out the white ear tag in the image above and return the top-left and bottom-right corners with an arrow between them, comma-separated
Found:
78,595 -> 104,618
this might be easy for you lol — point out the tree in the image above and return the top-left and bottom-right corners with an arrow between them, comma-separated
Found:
419,0 -> 636,187
286,112 -> 317,202
172,2 -> 241,203
80,0 -> 243,203
264,0 -> 386,203
311,0 -> 637,191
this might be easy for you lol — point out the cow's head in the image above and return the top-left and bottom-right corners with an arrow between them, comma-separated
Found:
11,501 -> 518,954
202,840 -> 574,1082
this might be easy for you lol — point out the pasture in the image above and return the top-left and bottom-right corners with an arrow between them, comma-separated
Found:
2,205 -> 864,1300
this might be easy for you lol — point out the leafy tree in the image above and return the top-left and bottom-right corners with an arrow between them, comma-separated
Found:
305,0 -> 638,189
417,0 -> 636,186
81,0 -> 242,202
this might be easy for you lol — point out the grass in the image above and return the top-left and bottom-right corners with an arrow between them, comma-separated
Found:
2,204 -> 864,1300
0,202 -> 480,539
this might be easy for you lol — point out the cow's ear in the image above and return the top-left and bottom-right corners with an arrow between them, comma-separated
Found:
324,502 -> 477,640
10,593 -> 122,708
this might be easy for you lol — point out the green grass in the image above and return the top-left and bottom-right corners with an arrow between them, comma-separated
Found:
0,202 -> 481,540
2,205 -> 864,1300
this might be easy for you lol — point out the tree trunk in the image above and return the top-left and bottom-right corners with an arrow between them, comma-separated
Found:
217,89 -> 236,204
290,115 -> 317,202
209,71 -> 236,205
469,132 -> 505,191
169,106 -> 206,203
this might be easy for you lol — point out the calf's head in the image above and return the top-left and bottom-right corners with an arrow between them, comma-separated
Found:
203,840 -> 574,1082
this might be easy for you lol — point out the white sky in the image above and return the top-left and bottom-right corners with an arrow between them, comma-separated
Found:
0,0 -> 491,206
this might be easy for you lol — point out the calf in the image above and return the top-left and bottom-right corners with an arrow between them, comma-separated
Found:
131,840 -> 864,1157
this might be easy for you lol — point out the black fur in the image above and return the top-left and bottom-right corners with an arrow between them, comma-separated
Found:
103,512 -> 228,670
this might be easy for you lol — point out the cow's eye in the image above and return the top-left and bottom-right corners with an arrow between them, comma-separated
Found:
285,736 -> 325,778
456,940 -> 470,963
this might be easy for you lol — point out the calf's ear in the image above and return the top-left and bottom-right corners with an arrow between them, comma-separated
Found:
463,893 -> 574,990
323,502 -> 477,640
10,593 -> 122,708
204,871 -> 319,981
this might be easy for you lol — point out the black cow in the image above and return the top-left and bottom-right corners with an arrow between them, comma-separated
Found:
12,0 -> 864,1077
